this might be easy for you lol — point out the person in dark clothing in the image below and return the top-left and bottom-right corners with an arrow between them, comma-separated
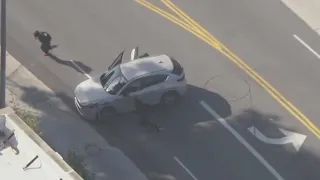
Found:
33,30 -> 52,56
134,97 -> 161,132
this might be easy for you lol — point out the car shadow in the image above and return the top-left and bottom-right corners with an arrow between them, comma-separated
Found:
92,84 -> 232,143
89,59 -> 234,145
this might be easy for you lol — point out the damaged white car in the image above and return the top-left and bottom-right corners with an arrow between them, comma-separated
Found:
74,48 -> 187,121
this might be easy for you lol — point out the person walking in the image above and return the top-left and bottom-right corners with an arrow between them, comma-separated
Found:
33,30 -> 52,56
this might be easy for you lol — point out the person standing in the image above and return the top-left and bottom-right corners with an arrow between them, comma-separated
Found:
33,30 -> 52,56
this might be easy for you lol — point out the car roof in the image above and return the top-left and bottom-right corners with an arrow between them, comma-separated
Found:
120,54 -> 173,80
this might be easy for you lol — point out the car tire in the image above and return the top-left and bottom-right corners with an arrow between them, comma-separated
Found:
96,106 -> 116,121
160,91 -> 180,106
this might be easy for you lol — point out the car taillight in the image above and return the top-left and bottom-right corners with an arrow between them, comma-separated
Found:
177,74 -> 185,82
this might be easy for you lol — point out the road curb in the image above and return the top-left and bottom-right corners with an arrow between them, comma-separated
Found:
6,51 -> 23,78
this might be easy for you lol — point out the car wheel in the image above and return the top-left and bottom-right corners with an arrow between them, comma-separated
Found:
96,106 -> 116,121
160,91 -> 179,106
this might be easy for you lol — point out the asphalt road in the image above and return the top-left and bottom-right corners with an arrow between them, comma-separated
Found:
5,0 -> 320,180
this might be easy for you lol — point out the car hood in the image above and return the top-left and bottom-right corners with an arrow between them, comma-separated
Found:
74,76 -> 111,105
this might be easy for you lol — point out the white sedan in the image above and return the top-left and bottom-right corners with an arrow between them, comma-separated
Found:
74,48 -> 187,121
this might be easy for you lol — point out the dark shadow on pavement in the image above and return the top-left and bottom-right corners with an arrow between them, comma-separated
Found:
48,54 -> 92,74
95,84 -> 232,133
228,108 -> 284,134
186,84 -> 232,118
7,79 -> 78,118
87,59 -> 233,143
55,92 -> 79,114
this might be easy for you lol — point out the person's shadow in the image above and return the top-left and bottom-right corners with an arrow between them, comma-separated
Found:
48,53 -> 92,74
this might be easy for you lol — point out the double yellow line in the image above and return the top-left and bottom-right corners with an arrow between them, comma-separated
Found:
136,0 -> 320,139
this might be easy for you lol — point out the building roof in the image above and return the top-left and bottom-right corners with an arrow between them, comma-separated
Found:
120,54 -> 173,80
0,108 -> 82,180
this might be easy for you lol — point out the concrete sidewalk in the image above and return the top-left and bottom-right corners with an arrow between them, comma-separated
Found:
4,51 -> 148,180
281,0 -> 320,35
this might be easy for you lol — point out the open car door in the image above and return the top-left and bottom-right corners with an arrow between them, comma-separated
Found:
130,47 -> 139,61
108,50 -> 124,70
130,47 -> 149,61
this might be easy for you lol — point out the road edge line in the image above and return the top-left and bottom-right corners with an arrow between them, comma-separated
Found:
293,34 -> 320,59
174,156 -> 199,180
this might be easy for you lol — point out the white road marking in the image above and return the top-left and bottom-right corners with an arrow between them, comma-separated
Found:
248,126 -> 306,151
174,156 -> 198,180
199,101 -> 285,180
293,34 -> 320,59
69,60 -> 92,79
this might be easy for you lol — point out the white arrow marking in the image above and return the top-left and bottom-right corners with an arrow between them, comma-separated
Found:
200,101 -> 285,180
248,126 -> 307,151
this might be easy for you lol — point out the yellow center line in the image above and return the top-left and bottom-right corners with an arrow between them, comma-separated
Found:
136,0 -> 320,139
162,0 -> 221,47
161,0 -> 194,29
162,0 -> 220,44
135,0 -> 222,50
162,1 -> 320,137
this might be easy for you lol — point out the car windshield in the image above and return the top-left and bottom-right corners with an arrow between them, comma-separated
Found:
100,66 -> 127,95
106,76 -> 127,95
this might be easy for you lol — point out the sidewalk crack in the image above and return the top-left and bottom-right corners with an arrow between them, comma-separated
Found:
7,64 -> 23,79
